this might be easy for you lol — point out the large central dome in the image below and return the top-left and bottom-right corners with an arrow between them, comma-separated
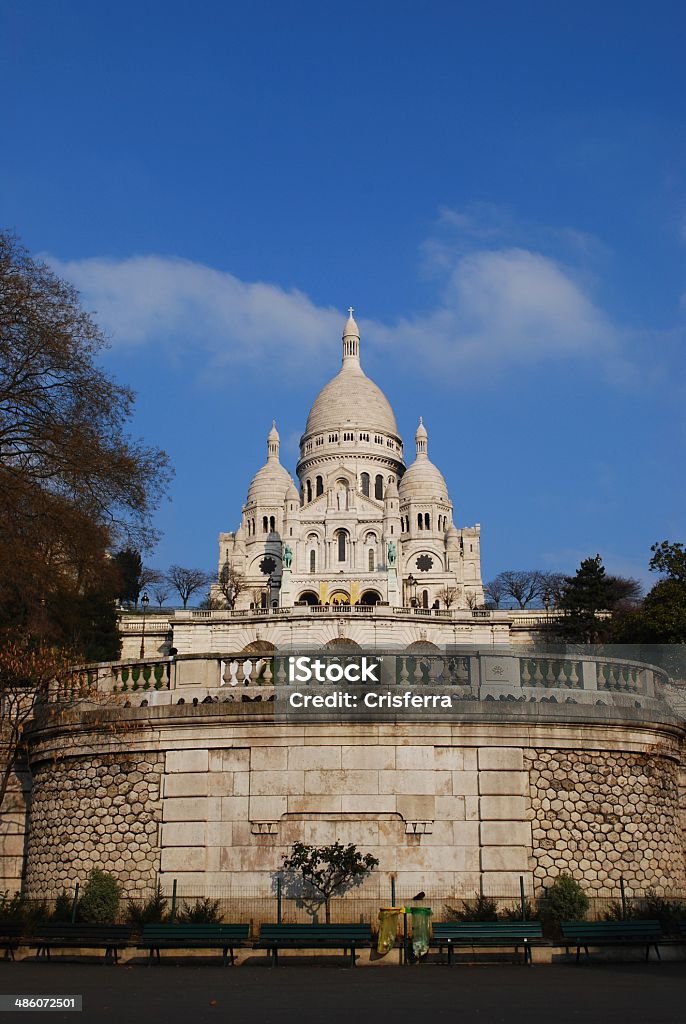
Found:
303,311 -> 399,437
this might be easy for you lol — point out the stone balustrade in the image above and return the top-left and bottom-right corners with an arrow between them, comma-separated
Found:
62,648 -> 668,712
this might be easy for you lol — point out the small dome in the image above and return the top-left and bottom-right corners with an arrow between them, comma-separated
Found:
399,458 -> 449,502
246,462 -> 293,504
246,423 -> 294,504
385,478 -> 399,499
399,417 -> 450,502
286,480 -> 299,501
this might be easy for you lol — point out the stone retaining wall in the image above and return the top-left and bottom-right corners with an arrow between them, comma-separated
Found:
20,702 -> 686,899
526,749 -> 686,894
24,753 -> 163,896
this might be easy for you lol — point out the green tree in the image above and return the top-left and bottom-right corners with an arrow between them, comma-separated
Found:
609,541 -> 686,649
557,555 -> 617,643
113,548 -> 144,605
649,541 -> 686,583
280,841 -> 379,923
77,869 -> 122,923
543,874 -> 589,929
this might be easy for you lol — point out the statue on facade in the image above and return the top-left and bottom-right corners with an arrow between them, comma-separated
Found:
283,543 -> 293,569
387,540 -> 397,566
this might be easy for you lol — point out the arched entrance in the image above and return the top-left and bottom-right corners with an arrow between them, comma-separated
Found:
241,640 -> 277,653
329,591 -> 350,605
298,591 -> 319,605
360,590 -> 381,606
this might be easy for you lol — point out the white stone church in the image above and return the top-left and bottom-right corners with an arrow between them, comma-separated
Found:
218,309 -> 484,614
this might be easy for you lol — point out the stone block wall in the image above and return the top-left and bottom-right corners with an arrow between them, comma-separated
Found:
526,749 -> 686,894
0,768 -> 30,895
19,705 -> 686,901
24,753 -> 163,897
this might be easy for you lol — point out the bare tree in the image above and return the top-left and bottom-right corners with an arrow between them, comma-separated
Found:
140,566 -> 162,595
483,577 -> 506,608
217,561 -> 245,610
438,585 -> 458,609
537,572 -> 567,610
605,575 -> 643,610
494,570 -> 544,609
0,231 -> 171,642
166,566 -> 213,609
151,580 -> 171,608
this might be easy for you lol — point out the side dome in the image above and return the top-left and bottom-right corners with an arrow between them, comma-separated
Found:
304,310 -> 398,436
246,462 -> 293,504
399,418 -> 450,502
246,422 -> 294,503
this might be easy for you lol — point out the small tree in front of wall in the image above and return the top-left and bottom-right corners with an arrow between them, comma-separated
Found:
78,869 -> 122,923
280,841 -> 379,924
542,873 -> 589,935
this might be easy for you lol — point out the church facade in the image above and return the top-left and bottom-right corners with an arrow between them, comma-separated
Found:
217,310 -> 484,615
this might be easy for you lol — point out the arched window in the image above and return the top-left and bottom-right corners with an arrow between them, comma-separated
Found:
269,515 -> 276,533
422,590 -> 429,609
375,474 -> 383,500
336,530 -> 347,562
316,475 -> 323,497
368,548 -> 375,571
424,513 -> 430,530
310,550 -> 316,573
262,516 -> 268,533
360,472 -> 370,497
306,480 -> 312,503
418,513 -> 423,530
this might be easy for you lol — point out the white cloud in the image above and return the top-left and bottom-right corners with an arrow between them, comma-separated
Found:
48,254 -> 341,377
46,227 -> 632,388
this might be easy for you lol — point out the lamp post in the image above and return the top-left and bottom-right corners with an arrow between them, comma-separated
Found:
406,573 -> 417,608
139,591 -> 149,659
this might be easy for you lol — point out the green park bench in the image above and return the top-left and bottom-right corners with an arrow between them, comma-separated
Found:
255,923 -> 372,967
30,923 -> 133,963
431,921 -> 545,965
138,923 -> 250,965
0,923 -> 24,960
560,920 -> 664,962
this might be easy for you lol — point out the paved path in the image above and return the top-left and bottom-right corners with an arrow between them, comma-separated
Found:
1,961 -> 684,1023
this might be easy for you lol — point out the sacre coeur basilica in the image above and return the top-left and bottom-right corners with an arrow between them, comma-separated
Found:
7,310 -> 685,905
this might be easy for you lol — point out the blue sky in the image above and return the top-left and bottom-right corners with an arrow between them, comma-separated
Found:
2,1 -> 684,592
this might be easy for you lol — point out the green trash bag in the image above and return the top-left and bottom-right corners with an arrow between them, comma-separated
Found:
408,907 -> 432,958
377,907 -> 404,954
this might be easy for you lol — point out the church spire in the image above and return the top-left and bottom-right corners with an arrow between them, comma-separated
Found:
267,420 -> 280,461
415,416 -> 428,456
342,306 -> 360,365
